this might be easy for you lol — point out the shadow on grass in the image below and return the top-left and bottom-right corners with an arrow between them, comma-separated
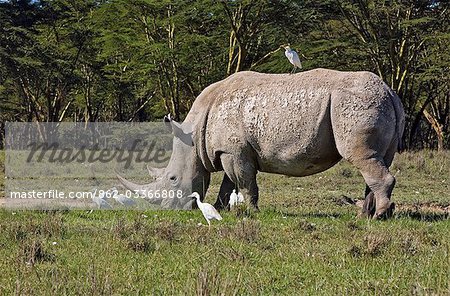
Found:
291,212 -> 344,219
264,208 -> 345,219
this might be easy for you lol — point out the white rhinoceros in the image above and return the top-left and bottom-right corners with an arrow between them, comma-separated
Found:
118,69 -> 405,218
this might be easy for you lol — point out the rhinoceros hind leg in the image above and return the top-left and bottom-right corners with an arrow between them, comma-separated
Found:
219,153 -> 259,211
359,189 -> 376,218
214,174 -> 235,210
357,138 -> 398,218
353,157 -> 396,219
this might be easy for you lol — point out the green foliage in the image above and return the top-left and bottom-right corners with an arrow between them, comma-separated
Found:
0,0 -> 448,149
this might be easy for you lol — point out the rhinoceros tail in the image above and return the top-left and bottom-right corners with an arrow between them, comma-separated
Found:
389,89 -> 406,153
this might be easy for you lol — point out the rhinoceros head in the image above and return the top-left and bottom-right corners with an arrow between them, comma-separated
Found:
117,115 -> 210,209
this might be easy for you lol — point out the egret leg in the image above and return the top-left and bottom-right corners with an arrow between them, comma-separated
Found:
290,66 -> 296,74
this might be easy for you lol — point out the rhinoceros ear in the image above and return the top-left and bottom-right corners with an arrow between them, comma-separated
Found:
172,121 -> 194,146
163,114 -> 172,130
163,114 -> 194,146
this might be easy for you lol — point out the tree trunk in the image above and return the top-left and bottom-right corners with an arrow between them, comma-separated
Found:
423,109 -> 444,151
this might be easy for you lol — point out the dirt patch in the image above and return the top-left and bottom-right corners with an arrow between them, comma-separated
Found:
334,196 -> 449,219
396,202 -> 449,214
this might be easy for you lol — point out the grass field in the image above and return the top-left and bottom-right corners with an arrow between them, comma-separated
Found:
0,150 -> 449,295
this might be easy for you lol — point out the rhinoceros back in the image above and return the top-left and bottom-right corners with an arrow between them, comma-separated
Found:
187,69 -> 401,177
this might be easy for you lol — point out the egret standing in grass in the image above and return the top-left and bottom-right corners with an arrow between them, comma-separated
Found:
229,189 -> 238,208
113,191 -> 136,207
229,189 -> 245,208
237,192 -> 244,203
282,45 -> 302,74
91,189 -> 112,210
188,192 -> 222,229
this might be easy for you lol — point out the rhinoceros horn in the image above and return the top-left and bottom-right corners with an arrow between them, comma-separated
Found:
116,171 -> 164,206
115,170 -> 152,192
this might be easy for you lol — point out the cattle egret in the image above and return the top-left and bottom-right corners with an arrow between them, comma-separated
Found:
282,45 -> 302,74
188,192 -> 222,228
113,192 -> 136,207
106,187 -> 135,207
237,192 -> 244,203
229,189 -> 238,208
229,189 -> 245,208
92,190 -> 112,209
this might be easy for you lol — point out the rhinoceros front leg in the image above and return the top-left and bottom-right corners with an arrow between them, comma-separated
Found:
219,153 -> 259,211
214,174 -> 235,210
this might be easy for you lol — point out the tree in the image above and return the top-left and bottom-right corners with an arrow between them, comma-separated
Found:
336,0 -> 449,149
219,0 -> 319,75
0,0 -> 448,149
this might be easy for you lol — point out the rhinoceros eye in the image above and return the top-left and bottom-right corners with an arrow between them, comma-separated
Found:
169,175 -> 178,182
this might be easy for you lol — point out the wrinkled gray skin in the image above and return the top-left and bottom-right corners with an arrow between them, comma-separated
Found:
118,69 -> 405,218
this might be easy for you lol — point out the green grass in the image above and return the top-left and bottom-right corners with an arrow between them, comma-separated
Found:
0,150 -> 449,295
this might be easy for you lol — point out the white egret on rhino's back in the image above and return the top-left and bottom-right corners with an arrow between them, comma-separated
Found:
282,45 -> 302,74
188,192 -> 222,228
